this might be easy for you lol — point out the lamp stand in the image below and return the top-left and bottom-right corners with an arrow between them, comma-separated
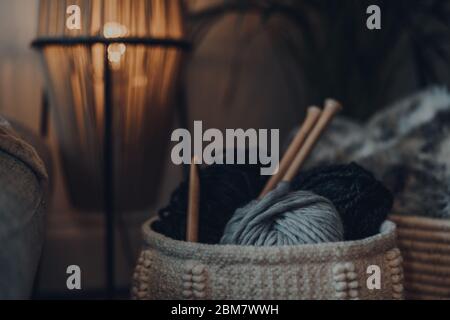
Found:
103,47 -> 116,299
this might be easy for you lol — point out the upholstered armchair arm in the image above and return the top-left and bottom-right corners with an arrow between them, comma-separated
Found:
0,117 -> 48,299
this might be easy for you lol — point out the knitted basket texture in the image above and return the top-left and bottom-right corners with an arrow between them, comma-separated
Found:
390,215 -> 450,300
132,219 -> 403,300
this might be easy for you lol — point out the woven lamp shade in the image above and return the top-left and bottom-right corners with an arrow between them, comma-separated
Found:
36,0 -> 185,211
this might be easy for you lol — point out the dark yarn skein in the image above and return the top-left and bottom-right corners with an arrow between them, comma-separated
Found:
292,162 -> 393,241
153,163 -> 267,244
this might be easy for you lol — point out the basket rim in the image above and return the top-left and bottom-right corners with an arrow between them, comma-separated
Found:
141,218 -> 398,264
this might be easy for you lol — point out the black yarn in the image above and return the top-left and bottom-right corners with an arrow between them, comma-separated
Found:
153,162 -> 267,244
292,162 -> 393,241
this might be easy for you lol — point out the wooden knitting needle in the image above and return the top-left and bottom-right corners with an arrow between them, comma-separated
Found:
283,99 -> 343,182
258,106 -> 322,199
186,157 -> 200,242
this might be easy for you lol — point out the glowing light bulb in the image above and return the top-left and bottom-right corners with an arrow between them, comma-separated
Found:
107,43 -> 126,63
103,22 -> 128,65
103,22 -> 128,38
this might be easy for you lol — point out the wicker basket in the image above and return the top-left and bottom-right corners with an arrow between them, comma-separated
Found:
132,219 -> 403,300
390,215 -> 450,300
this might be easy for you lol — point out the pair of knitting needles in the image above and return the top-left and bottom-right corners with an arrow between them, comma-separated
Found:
259,99 -> 343,198
186,99 -> 342,242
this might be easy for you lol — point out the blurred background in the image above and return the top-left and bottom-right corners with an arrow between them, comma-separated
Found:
0,0 -> 449,299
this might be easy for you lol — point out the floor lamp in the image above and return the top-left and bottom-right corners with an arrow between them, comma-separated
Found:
32,0 -> 190,298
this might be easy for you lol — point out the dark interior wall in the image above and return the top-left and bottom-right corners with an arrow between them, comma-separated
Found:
0,0 -> 42,132
187,0 -> 450,120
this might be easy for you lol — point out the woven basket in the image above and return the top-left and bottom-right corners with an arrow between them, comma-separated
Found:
390,215 -> 450,300
132,219 -> 403,300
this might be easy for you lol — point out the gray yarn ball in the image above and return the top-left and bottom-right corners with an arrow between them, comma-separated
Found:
220,182 -> 344,246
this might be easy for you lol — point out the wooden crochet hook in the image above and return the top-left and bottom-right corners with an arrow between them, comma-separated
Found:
186,157 -> 200,242
258,106 -> 322,199
283,99 -> 343,182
